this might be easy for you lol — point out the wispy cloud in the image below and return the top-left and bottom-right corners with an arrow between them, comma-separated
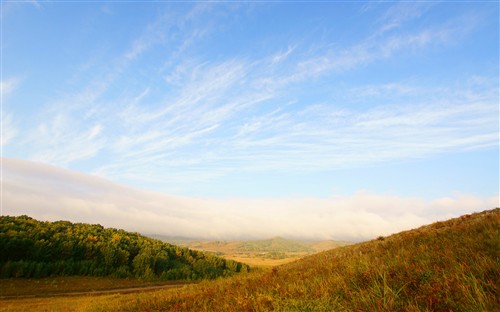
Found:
1,78 -> 21,147
375,2 -> 435,35
1,78 -> 20,97
4,158 -> 497,241
1,114 -> 17,147
28,116 -> 106,165
3,2 -> 498,194
59,22 -> 500,183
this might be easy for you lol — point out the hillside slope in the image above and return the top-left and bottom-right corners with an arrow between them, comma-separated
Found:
0,216 -> 249,280
96,208 -> 499,311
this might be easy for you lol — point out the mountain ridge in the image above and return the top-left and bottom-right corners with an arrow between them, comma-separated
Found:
149,235 -> 351,253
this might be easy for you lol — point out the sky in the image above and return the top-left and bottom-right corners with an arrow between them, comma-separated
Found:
1,1 -> 499,240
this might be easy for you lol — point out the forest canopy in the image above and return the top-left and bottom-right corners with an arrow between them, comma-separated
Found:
0,215 -> 249,280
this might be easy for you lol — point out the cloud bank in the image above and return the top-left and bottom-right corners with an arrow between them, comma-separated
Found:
3,158 -> 497,242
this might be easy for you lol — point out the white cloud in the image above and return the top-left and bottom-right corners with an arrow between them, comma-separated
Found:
3,158 -> 498,241
376,2 -> 435,35
27,116 -> 106,165
1,114 -> 17,147
1,78 -> 21,147
1,78 -> 20,97
271,45 -> 296,64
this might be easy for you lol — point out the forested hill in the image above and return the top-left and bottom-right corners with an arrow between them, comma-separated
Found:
0,215 -> 249,280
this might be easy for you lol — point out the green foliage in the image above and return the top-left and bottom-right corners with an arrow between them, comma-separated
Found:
0,215 -> 249,280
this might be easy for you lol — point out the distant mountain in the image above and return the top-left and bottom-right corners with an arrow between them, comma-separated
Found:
308,239 -> 351,252
149,235 -> 351,255
233,236 -> 313,253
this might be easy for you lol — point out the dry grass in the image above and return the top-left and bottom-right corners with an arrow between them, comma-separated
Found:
84,208 -> 500,311
223,254 -> 304,268
0,276 -> 184,297
0,295 -> 97,312
2,208 -> 498,312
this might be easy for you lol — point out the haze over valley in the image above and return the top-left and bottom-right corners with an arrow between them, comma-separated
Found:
3,158 -> 497,242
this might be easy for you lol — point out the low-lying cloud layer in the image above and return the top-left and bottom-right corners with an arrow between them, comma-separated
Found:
3,158 -> 497,242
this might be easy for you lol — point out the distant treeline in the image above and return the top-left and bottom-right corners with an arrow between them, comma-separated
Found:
0,215 -> 249,280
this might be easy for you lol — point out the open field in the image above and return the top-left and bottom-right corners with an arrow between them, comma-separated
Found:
0,276 -> 187,298
0,290 -> 184,312
0,277 -> 188,312
1,294 -> 101,312
222,253 -> 303,267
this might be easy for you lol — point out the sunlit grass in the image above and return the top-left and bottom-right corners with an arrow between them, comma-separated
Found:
0,276 -> 186,297
84,208 -> 499,311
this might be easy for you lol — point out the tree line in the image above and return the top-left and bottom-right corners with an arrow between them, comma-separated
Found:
0,215 -> 249,280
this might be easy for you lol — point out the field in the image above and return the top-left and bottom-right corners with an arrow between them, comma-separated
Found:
0,276 -> 189,298
2,208 -> 498,311
0,276 -> 187,312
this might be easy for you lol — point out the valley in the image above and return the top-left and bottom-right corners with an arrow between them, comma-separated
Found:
149,235 -> 351,267
1,208 -> 498,311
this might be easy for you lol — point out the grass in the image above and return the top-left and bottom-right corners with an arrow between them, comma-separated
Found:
0,276 -> 186,298
85,208 -> 500,311
0,277 -> 189,312
222,254 -> 302,268
2,208 -> 498,311
1,295 -> 98,312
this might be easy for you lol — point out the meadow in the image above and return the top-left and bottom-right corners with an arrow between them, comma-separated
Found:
2,208 -> 498,311
0,276 -> 187,312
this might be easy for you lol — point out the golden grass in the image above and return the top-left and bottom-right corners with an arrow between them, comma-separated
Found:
0,276 -> 184,297
83,208 -> 500,311
0,277 -> 187,312
223,254 -> 303,268
0,295 -> 96,312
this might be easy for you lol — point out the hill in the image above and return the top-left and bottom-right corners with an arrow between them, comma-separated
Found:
0,215 -> 249,280
155,236 -> 319,254
234,236 -> 314,253
92,208 -> 499,311
309,239 -> 351,252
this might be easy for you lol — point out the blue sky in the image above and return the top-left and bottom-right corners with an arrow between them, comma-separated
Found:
2,1 -> 499,201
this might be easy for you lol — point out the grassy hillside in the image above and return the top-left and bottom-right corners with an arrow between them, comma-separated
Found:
88,208 -> 499,311
0,215 -> 249,280
309,239 -> 351,252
